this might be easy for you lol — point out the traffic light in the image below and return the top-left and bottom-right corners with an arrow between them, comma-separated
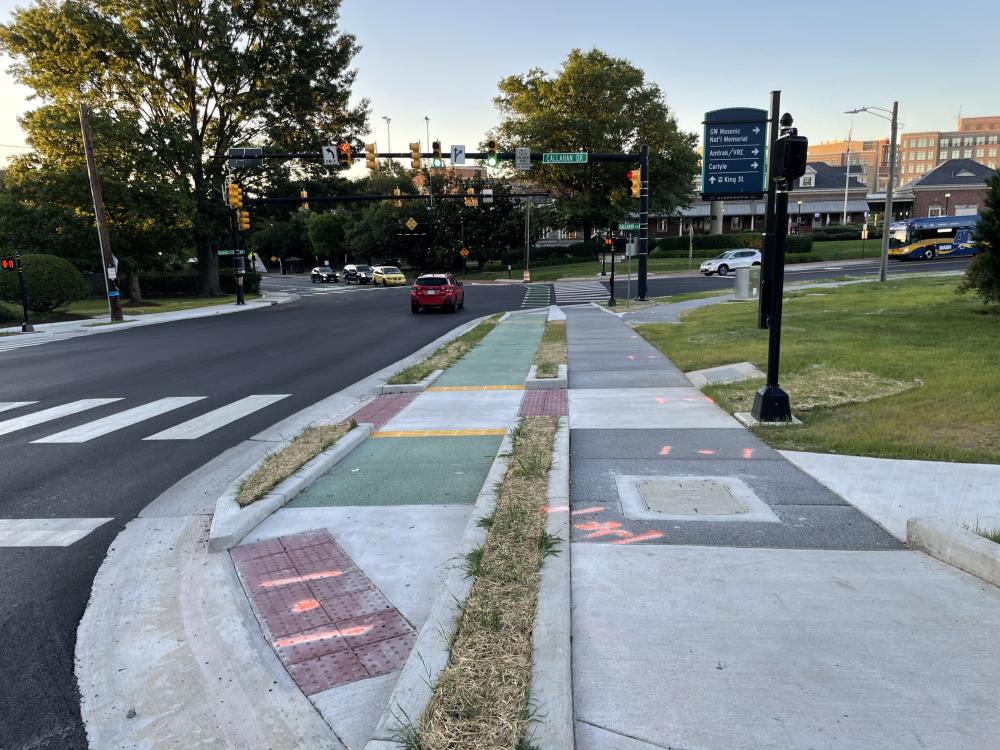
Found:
337,140 -> 352,166
365,143 -> 377,170
300,189 -> 309,211
393,187 -> 402,207
410,142 -> 421,169
226,183 -> 243,208
486,139 -> 498,167
464,186 -> 478,207
431,140 -> 443,168
603,236 -> 613,249
238,210 -> 250,231
627,170 -> 640,199
1,257 -> 15,271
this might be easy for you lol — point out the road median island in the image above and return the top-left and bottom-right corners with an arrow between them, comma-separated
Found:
635,275 -> 1000,464
532,319 -> 567,378
407,416 -> 560,749
386,314 -> 502,385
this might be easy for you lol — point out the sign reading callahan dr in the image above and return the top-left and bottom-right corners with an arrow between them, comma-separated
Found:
701,108 -> 768,201
542,152 -> 588,164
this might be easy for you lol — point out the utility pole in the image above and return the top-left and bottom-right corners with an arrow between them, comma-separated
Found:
79,102 -> 123,322
880,101 -> 899,283
842,128 -> 853,224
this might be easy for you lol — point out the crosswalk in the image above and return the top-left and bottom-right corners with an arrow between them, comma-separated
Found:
262,282 -> 398,298
0,395 -> 290,444
553,281 -> 609,305
521,284 -> 552,308
0,330 -> 98,354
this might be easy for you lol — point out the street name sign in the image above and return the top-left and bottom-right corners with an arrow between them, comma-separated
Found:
618,222 -> 641,231
701,108 -> 768,201
515,147 -> 531,170
543,152 -> 588,164
451,145 -> 466,165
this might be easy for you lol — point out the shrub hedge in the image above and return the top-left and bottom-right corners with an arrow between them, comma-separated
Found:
0,253 -> 88,312
654,233 -> 812,255
136,271 -> 261,296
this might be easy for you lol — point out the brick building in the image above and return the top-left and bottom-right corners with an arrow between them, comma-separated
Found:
897,115 -> 1000,181
902,159 -> 996,219
807,138 -> 891,191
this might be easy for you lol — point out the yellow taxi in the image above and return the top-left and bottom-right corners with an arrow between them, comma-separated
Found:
372,265 -> 407,286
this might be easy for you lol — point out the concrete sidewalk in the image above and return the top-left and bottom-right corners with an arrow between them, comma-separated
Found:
565,307 -> 1000,750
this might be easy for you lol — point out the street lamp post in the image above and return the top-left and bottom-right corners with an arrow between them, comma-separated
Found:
425,116 -> 434,207
944,192 -> 951,216
845,102 -> 899,282
797,200 -> 802,233
382,115 -> 391,166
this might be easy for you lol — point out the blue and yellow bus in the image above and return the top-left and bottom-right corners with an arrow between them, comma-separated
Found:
888,215 -> 979,261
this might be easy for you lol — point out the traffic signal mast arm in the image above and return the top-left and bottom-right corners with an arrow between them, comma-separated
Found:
215,149 -> 640,162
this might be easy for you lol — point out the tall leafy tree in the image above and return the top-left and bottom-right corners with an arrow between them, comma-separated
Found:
957,172 -> 1000,308
493,48 -> 698,239
1,0 -> 368,295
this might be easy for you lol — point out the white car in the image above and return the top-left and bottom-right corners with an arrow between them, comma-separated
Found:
700,249 -> 761,276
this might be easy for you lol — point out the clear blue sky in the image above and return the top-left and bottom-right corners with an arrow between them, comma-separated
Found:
2,0 -> 999,160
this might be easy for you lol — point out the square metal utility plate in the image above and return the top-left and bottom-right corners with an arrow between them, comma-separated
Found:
615,475 -> 781,524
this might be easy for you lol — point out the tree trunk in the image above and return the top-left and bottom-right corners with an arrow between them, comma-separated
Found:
128,271 -> 142,303
194,186 -> 222,297
582,219 -> 593,241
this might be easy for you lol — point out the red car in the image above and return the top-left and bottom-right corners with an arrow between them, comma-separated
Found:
411,273 -> 465,313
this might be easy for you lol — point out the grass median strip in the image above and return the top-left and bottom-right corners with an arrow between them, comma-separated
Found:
409,416 -> 558,749
636,276 -> 1000,464
236,420 -> 356,507
533,320 -> 566,378
387,315 -> 502,385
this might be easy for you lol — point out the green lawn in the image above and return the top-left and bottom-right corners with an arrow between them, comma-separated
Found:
635,276 -> 1000,464
66,295 -> 259,316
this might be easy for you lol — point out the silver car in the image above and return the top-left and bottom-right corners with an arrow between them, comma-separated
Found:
700,249 -> 761,276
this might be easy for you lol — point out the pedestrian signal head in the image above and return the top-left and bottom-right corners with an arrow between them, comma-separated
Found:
1,257 -> 15,271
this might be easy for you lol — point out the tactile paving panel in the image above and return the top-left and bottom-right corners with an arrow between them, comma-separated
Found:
232,528 -> 418,694
519,389 -> 568,416
350,393 -> 419,430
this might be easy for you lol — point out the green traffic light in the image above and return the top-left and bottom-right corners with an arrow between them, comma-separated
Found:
486,155 -> 498,167
431,157 -> 443,168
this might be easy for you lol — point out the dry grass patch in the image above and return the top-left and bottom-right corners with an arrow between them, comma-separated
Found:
236,421 -> 355,507
533,321 -> 567,378
415,416 -> 558,750
387,315 -> 502,385
709,365 -> 921,415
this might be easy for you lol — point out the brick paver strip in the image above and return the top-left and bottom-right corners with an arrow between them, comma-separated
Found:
519,389 -> 568,417
233,529 -> 418,694
350,393 -> 418,430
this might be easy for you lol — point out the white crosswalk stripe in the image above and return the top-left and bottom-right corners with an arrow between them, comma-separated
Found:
553,281 -> 608,305
0,401 -> 38,414
0,398 -> 123,437
0,331 -> 95,353
0,518 -> 113,547
144,394 -> 290,440
32,397 -> 206,444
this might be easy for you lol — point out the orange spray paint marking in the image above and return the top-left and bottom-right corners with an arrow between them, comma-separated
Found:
659,445 -> 672,456
274,628 -> 340,648
703,396 -> 715,403
575,520 -> 630,539
260,570 -> 344,589
546,505 -> 570,514
697,449 -> 715,455
291,598 -> 321,613
612,530 -> 665,545
655,397 -> 667,404
339,625 -> 375,638
571,506 -> 605,516
742,448 -> 754,459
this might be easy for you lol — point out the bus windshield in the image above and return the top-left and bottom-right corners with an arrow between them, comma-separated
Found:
889,227 -> 910,248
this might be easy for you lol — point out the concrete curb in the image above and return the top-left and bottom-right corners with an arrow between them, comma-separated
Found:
208,423 -> 374,552
365,429 -> 514,748
379,369 -> 443,394
526,363 -> 568,390
527,416 -> 574,749
908,517 -> 1000,588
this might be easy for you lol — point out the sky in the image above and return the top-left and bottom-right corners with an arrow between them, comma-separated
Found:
1,0 -> 999,162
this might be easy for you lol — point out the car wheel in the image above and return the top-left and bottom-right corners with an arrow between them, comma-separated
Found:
411,303 -> 420,313
752,261 -> 761,266
717,264 -> 729,276
458,298 -> 464,310
311,277 -> 317,283
923,248 -> 935,260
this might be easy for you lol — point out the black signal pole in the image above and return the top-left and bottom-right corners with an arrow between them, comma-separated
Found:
637,144 -> 650,300
758,90 -> 781,329
15,252 -> 33,332
608,232 -> 617,307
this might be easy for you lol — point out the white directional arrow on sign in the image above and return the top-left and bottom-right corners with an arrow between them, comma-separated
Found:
752,148 -> 760,155
751,161 -> 759,169
451,144 -> 466,165
709,176 -> 717,184
323,145 -> 337,165
753,126 -> 761,134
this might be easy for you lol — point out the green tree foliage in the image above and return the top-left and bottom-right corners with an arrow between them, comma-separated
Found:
958,172 -> 1000,308
0,253 -> 88,312
1,0 -> 368,295
307,211 -> 348,263
493,48 -> 698,239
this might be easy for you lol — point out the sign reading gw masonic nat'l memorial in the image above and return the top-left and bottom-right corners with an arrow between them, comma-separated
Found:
701,107 -> 768,201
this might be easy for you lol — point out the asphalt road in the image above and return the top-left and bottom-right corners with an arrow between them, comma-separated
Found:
0,256 -> 969,749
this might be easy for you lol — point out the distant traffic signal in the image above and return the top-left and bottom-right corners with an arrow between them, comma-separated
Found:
486,139 -> 498,167
238,210 -> 251,231
410,142 -> 421,169
300,189 -> 309,211
431,141 -> 443,168
627,170 -> 640,199
464,186 -> 478,207
393,187 -> 402,207
226,183 -> 243,208
337,141 -> 352,166
365,143 -> 377,170
1,257 -> 15,271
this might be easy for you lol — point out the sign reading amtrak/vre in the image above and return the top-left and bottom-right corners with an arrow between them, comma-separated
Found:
701,107 -> 768,201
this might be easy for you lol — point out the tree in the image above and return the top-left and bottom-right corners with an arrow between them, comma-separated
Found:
1,0 -> 368,295
493,48 -> 698,239
307,211 -> 347,263
957,173 -> 1000,308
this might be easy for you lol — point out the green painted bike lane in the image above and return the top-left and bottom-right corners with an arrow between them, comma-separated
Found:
291,316 -> 546,508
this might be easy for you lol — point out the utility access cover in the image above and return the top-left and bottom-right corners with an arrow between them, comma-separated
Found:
638,478 -> 745,515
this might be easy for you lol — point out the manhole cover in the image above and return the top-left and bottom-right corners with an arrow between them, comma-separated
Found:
637,478 -> 747,516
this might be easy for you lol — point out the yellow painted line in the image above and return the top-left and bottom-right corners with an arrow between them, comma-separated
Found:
426,385 -> 524,392
372,429 -> 507,438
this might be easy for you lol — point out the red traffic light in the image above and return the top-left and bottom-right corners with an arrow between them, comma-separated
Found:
338,141 -> 350,154
1,257 -> 16,271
